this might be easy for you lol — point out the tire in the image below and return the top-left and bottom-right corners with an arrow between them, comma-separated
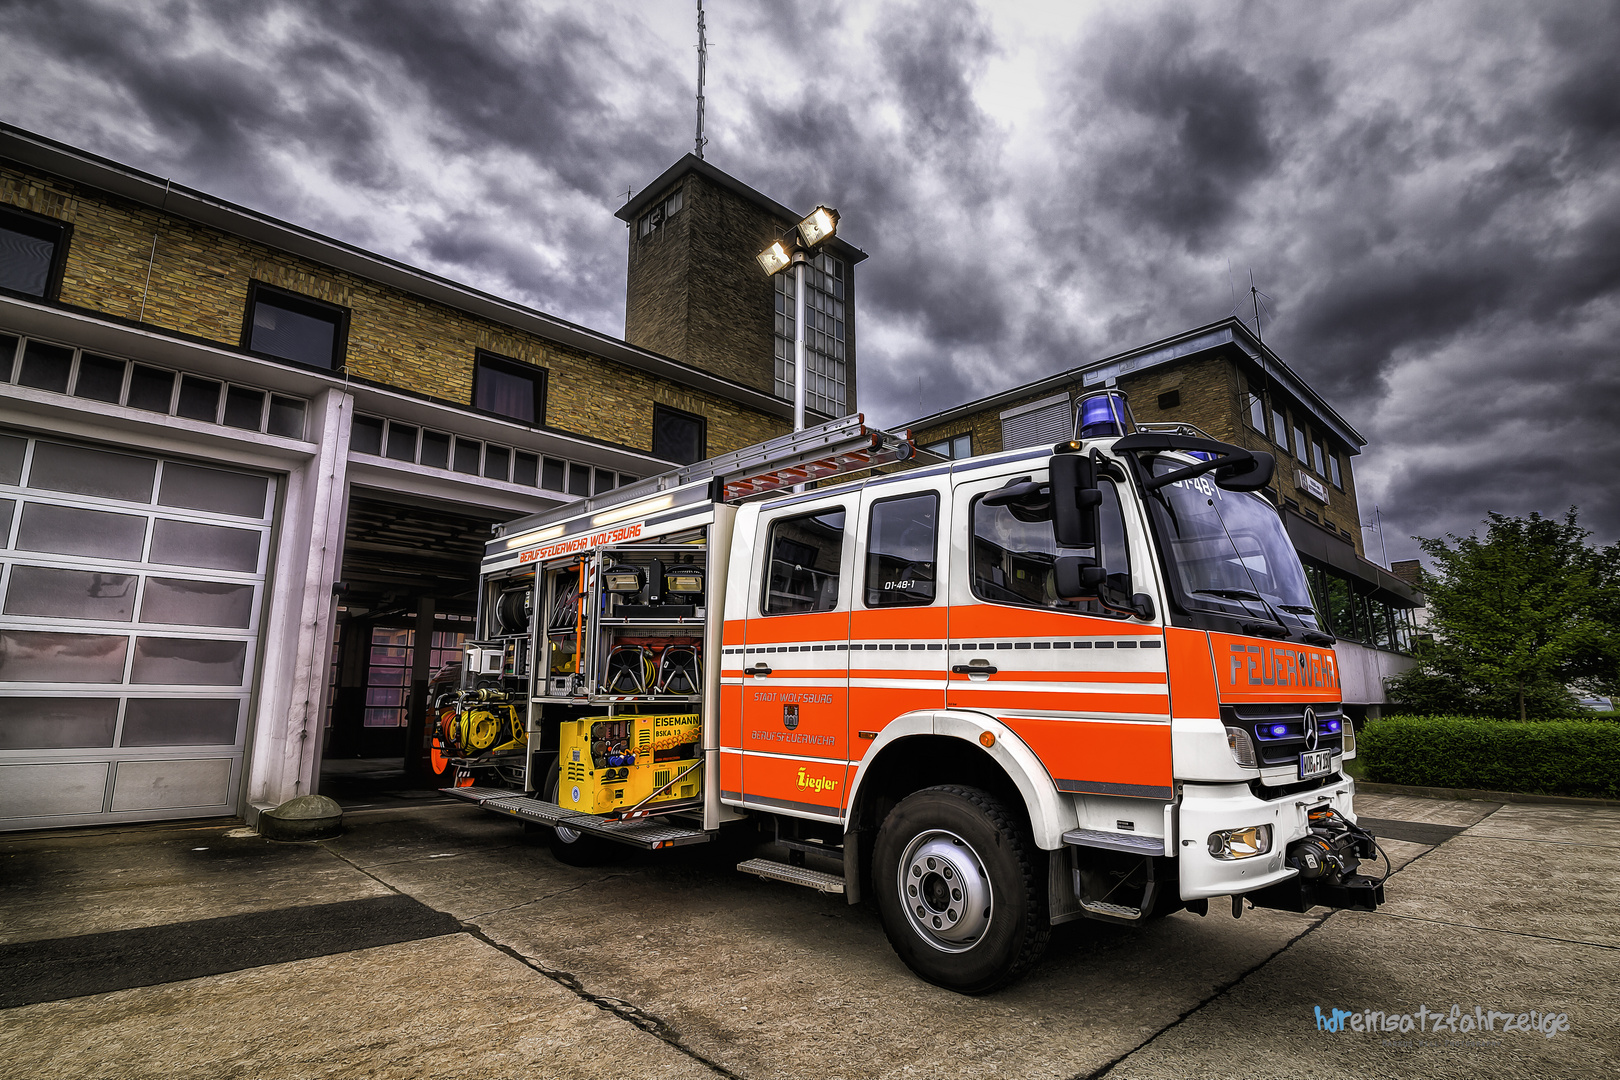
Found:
872,785 -> 1050,994
541,759 -> 617,867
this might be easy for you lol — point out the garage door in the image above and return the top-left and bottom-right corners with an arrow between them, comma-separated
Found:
0,431 -> 275,830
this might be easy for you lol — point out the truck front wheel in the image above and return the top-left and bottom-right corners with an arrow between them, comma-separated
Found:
872,785 -> 1049,994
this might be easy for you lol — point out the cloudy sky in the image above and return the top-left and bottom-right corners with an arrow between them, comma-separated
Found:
3,0 -> 1617,562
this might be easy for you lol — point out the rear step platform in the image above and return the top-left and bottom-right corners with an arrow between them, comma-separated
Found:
737,857 -> 845,894
441,786 -> 710,850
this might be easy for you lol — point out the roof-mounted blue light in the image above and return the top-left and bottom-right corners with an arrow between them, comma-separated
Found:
1076,391 -> 1134,439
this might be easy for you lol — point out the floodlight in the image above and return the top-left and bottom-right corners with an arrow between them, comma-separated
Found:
757,240 -> 793,275
796,206 -> 839,247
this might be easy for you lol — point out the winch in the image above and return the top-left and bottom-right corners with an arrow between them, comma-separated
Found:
1251,805 -> 1387,913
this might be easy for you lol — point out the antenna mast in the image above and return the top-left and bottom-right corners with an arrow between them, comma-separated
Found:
695,0 -> 708,159
1249,270 -> 1264,343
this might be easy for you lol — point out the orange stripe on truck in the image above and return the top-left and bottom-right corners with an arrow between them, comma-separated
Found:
1001,716 -> 1172,797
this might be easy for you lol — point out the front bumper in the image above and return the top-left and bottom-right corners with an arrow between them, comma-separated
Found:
1175,776 -> 1358,901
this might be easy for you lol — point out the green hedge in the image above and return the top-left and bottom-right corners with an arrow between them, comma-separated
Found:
1359,715 -> 1620,799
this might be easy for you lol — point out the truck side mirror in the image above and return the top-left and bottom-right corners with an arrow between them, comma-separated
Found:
1051,453 -> 1100,548
1054,557 -> 1108,600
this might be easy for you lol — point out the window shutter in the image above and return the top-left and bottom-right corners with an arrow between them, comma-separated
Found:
999,397 -> 1072,450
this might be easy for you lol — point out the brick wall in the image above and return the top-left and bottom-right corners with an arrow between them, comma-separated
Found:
1,164 -> 787,460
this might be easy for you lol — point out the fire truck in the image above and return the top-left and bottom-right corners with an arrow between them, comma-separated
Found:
443,394 -> 1385,993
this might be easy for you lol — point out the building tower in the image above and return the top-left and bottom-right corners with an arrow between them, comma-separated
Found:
617,156 -> 866,421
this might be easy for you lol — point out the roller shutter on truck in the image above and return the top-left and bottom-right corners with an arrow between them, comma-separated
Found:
0,432 -> 274,830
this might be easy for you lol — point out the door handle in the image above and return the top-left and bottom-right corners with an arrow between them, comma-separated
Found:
951,664 -> 997,675
744,664 -> 772,677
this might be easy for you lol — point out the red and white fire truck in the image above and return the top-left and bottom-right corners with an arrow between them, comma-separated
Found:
445,395 -> 1384,993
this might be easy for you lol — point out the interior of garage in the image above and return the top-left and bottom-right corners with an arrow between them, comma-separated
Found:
319,489 -> 507,803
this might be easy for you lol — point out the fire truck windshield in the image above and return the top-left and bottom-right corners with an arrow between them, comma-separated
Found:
1146,457 -> 1322,633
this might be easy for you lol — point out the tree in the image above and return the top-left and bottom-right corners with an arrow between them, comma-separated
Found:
1387,509 -> 1620,720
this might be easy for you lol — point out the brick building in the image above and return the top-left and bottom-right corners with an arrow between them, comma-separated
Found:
0,125 -> 845,830
905,317 -> 1420,717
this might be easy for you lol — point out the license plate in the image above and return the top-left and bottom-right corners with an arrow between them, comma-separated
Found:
1299,749 -> 1332,779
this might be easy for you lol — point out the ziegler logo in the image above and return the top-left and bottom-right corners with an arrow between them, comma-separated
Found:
796,768 -> 837,794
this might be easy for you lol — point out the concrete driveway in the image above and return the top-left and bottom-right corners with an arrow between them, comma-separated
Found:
1,790 -> 1614,1079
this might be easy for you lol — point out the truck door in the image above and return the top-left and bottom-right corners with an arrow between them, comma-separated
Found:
737,495 -> 855,820
849,481 -> 951,774
947,465 -> 1172,801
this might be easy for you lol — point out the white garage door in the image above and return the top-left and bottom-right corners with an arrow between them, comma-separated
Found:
0,431 -> 275,830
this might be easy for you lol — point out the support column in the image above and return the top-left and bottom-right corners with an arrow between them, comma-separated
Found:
246,387 -> 353,816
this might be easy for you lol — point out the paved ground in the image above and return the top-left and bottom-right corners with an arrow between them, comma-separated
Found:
0,789 -> 1614,1080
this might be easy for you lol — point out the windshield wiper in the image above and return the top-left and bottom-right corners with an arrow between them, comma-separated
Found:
1192,588 -> 1263,601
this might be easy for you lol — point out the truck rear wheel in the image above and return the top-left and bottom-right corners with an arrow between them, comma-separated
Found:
873,785 -> 1049,994
542,760 -> 616,867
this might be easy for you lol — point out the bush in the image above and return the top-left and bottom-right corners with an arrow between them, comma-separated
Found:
1359,715 -> 1620,799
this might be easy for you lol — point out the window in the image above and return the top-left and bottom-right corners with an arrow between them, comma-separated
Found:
243,282 -> 348,370
653,405 -> 705,465
924,434 -> 972,460
1000,395 -> 1071,451
1293,420 -> 1309,462
1330,453 -> 1343,490
1272,405 -> 1288,451
1157,389 -> 1181,409
764,507 -> 846,614
970,480 -> 1129,615
1246,392 -> 1267,434
473,350 -> 546,424
865,493 -> 938,607
638,186 -> 685,237
773,252 -> 848,415
1312,437 -> 1326,477
0,205 -> 71,300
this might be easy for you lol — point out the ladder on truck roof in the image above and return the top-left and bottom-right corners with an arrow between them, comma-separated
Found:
495,414 -> 915,538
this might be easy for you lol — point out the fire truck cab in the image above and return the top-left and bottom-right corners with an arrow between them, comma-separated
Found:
446,397 -> 1384,993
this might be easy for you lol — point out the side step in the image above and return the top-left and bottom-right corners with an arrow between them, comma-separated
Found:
737,858 -> 845,895
441,786 -> 710,851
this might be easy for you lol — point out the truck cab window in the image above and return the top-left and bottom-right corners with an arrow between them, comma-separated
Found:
864,493 -> 938,607
970,480 -> 1129,614
764,507 -> 846,614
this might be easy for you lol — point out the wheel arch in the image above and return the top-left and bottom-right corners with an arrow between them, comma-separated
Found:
846,711 -> 1077,850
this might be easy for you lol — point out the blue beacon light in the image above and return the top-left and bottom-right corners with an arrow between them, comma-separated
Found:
1077,391 -> 1131,438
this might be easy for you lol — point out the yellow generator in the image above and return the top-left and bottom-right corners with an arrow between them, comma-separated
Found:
558,713 -> 701,815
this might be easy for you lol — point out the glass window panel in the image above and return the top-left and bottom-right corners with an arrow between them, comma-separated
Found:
74,354 -> 126,403
150,519 -> 261,572
1330,454 -> 1343,489
267,396 -> 305,439
764,507 -> 846,614
484,445 -> 510,481
1294,423 -> 1310,462
420,431 -> 450,470
16,341 -> 72,393
139,578 -> 254,628
0,696 -> 120,749
0,226 -> 54,296
177,375 -> 221,422
513,451 -> 538,487
652,406 -> 704,465
0,333 -> 15,378
1271,407 -> 1287,449
250,299 -> 338,368
29,442 -> 156,503
474,361 -> 540,423
351,415 -> 384,456
0,498 -> 12,541
865,493 -> 938,607
0,630 -> 129,682
130,637 -> 248,685
385,423 -> 418,462
365,687 -> 408,707
4,566 -> 137,621
363,708 -> 405,728
594,468 -> 614,493
16,503 -> 146,561
541,458 -> 565,491
158,463 -> 268,519
366,666 -> 409,686
222,386 -> 264,430
567,464 -> 589,496
0,435 -> 23,486
452,438 -> 480,475
121,697 -> 239,747
128,365 -> 175,413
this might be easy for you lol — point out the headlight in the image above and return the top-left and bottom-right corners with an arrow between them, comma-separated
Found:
1225,726 -> 1257,768
1208,825 -> 1272,860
